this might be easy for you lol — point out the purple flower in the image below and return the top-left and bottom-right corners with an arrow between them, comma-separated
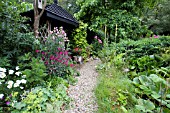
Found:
6,101 -> 10,105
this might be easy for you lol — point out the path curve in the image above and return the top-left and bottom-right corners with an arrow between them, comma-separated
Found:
64,59 -> 100,113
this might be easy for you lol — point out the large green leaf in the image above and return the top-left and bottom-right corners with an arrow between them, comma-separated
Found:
149,74 -> 164,83
139,75 -> 149,85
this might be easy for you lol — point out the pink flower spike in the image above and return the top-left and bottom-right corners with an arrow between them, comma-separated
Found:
35,50 -> 40,53
98,39 -> 102,44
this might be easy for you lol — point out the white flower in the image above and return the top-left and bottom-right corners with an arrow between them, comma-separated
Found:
0,72 -> 6,78
9,70 -> 14,75
16,66 -> 19,70
21,79 -> 26,84
15,72 -> 22,76
16,80 -> 21,84
20,87 -> 24,89
0,67 -> 6,72
0,94 -> 4,99
149,55 -> 154,59
123,68 -> 130,72
22,75 -> 26,78
7,80 -> 14,89
14,83 -> 20,87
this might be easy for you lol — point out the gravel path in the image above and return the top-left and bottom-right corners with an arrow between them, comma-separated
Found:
64,59 -> 100,113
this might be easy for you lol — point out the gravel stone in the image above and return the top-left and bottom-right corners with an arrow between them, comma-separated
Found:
64,59 -> 100,113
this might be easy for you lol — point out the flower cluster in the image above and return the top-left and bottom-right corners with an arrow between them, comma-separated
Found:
94,36 -> 102,44
0,66 -> 27,106
36,48 -> 74,76
73,47 -> 82,55
49,27 -> 69,42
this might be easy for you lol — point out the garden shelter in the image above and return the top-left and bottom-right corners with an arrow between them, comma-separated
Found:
21,0 -> 79,32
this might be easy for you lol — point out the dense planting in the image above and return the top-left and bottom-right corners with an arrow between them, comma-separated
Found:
96,36 -> 170,113
0,1 -> 76,112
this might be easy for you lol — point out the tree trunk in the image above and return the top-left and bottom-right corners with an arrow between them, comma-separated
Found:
34,15 -> 40,37
33,0 -> 46,37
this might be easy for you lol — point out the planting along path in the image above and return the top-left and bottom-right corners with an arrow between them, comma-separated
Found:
64,59 -> 100,113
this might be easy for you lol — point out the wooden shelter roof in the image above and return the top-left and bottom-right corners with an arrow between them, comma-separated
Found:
21,2 -> 79,27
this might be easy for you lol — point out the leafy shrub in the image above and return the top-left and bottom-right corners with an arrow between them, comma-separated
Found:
18,53 -> 47,88
0,1 -> 35,66
92,36 -> 103,56
90,10 -> 150,42
71,22 -> 90,59
111,36 -> 170,58
12,85 -> 70,113
133,74 -> 170,112
96,36 -> 170,112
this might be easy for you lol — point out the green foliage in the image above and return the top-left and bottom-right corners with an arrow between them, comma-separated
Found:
0,0 -> 35,65
91,36 -> 103,56
71,22 -> 90,59
96,36 -> 170,112
12,85 -> 70,113
18,53 -> 47,88
143,0 -> 170,35
133,74 -> 170,112
95,66 -> 135,113
108,36 -> 170,58
75,0 -> 161,42
0,1 -> 75,113
90,10 -> 150,41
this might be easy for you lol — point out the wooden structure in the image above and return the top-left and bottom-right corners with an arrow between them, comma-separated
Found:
21,0 -> 79,33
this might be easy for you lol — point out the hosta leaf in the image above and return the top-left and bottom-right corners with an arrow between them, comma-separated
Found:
139,75 -> 149,85
135,88 -> 142,94
139,85 -> 149,91
149,74 -> 164,83
144,100 -> 155,110
133,77 -> 140,85
151,93 -> 161,99
166,94 -> 170,98
135,105 -> 145,111
167,104 -> 170,108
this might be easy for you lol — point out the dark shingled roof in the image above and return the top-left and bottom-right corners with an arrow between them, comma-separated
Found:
46,4 -> 78,25
21,3 -> 79,27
